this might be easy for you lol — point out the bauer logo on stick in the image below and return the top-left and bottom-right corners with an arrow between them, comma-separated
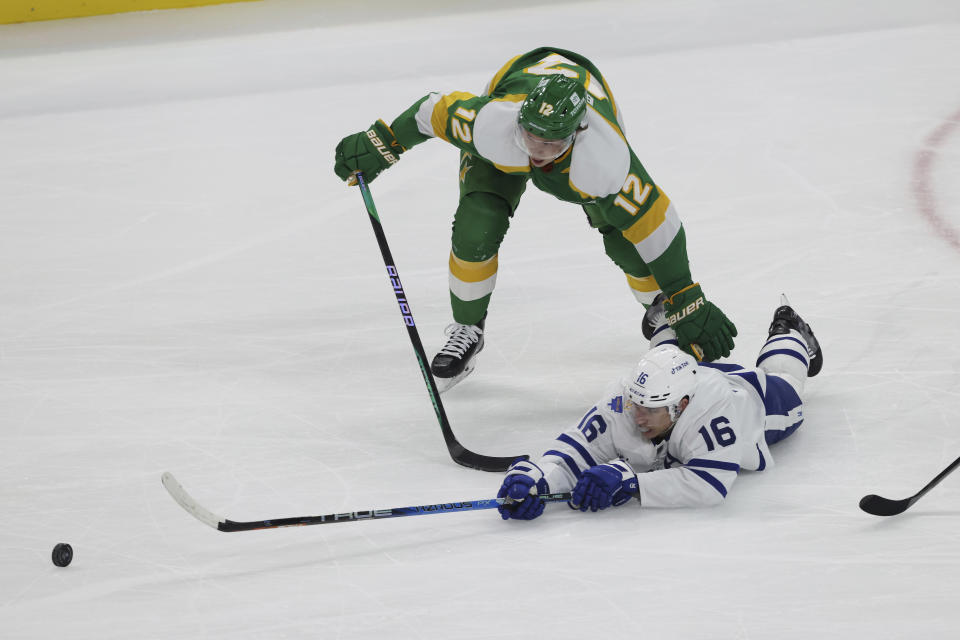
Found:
387,265 -> 415,327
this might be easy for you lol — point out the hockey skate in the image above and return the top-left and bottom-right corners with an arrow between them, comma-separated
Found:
768,295 -> 823,377
430,317 -> 485,393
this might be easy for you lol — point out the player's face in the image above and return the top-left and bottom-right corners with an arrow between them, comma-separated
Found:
515,127 -> 574,167
627,400 -> 674,440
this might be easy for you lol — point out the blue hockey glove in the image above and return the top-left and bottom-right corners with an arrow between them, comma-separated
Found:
497,459 -> 549,521
570,460 -> 639,512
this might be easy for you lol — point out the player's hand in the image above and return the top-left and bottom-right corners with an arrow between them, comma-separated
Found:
570,461 -> 639,512
497,459 -> 549,521
663,283 -> 737,362
334,120 -> 404,184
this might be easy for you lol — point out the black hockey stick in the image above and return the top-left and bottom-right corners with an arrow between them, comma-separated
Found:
355,172 -> 523,472
162,472 -> 569,532
859,454 -> 960,516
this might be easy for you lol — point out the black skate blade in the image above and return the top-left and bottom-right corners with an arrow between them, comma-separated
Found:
435,362 -> 476,395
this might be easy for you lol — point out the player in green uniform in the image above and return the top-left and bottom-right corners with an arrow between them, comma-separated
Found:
335,47 -> 736,391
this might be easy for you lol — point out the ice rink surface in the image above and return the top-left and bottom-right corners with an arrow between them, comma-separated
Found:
2,0 -> 960,637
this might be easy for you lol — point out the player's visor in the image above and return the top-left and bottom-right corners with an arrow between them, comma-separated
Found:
624,396 -> 670,422
514,125 -> 575,162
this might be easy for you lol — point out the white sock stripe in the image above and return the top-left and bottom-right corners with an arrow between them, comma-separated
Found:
764,333 -> 807,351
756,329 -> 811,391
760,334 -> 807,358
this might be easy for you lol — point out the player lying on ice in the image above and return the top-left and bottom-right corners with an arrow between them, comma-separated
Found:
496,296 -> 823,520
334,47 -> 736,392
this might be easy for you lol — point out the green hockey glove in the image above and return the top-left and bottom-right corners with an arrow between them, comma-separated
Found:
334,120 -> 405,184
663,283 -> 737,362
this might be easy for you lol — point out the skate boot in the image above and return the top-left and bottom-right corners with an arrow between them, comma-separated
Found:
430,316 -> 485,393
767,295 -> 823,377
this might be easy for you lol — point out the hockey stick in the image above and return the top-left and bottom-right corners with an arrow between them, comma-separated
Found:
859,454 -> 960,516
162,472 -> 569,532
354,172 -> 523,472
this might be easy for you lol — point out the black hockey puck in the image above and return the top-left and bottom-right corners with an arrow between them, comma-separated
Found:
52,543 -> 73,567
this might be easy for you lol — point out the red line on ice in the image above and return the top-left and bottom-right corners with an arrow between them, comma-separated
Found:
912,106 -> 960,252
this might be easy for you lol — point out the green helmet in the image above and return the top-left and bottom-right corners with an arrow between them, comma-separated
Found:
518,75 -> 588,140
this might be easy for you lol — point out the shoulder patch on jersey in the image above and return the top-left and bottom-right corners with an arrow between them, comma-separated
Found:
568,107 -> 630,198
607,396 -> 624,413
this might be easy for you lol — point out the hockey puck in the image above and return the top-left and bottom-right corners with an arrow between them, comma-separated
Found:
52,543 -> 73,567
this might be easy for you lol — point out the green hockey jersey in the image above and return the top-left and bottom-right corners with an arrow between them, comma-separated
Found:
387,47 -> 693,297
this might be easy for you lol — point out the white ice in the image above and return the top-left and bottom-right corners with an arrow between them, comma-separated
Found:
2,0 -> 960,637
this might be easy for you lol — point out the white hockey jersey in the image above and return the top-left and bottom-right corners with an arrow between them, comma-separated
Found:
537,365 -> 797,508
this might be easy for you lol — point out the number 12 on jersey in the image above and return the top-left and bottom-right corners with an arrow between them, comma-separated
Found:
613,174 -> 652,216
451,107 -> 476,143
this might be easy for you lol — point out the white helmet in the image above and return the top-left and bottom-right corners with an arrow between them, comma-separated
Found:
624,345 -> 698,420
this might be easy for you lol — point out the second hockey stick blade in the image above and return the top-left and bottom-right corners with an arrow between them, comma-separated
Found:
859,454 -> 960,516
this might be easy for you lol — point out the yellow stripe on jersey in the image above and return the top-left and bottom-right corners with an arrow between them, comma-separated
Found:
449,253 -> 498,302
587,104 -> 627,144
568,181 -> 596,201
624,192 -> 683,263
430,91 -> 477,142
449,252 -> 498,282
485,53 -> 526,95
594,72 -> 620,123
493,162 -> 531,174
622,188 -> 671,245
494,94 -> 527,104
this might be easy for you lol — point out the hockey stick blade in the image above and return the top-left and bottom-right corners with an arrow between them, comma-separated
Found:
858,494 -> 916,517
859,454 -> 960,516
162,472 -> 570,532
162,471 -> 227,529
355,171 -> 524,472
